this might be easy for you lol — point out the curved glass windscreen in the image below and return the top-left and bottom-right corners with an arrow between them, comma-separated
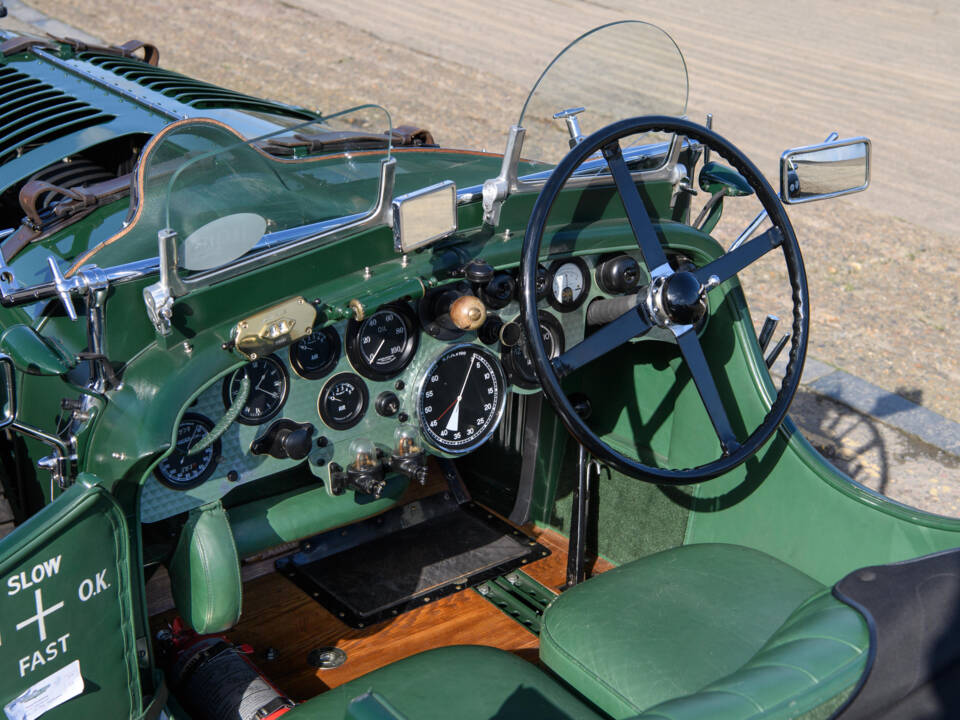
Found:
134,105 -> 392,273
518,21 -> 688,164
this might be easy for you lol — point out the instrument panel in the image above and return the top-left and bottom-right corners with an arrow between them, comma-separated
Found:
141,252 -> 647,523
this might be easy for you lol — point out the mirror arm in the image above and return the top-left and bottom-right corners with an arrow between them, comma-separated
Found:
733,132 -> 848,250
482,125 -> 525,227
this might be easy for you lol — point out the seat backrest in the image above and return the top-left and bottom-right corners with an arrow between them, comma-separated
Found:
168,500 -> 242,633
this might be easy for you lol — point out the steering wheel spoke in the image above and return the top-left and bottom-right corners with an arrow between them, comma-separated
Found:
674,327 -> 739,454
602,140 -> 671,274
552,307 -> 652,379
694,227 -> 783,288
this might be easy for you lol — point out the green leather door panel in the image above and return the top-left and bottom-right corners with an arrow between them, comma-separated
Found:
0,477 -> 142,719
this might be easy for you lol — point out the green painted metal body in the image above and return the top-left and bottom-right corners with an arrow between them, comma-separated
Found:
0,34 -> 956,720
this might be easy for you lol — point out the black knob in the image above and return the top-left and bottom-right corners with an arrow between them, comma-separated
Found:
251,420 -> 315,460
570,393 -> 592,420
280,427 -> 313,461
596,255 -> 641,294
464,259 -> 495,285
376,391 -> 400,417
663,271 -> 704,325
482,273 -> 515,309
478,315 -> 504,345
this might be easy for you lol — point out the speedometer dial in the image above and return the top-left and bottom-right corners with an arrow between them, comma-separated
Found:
418,345 -> 507,454
154,413 -> 221,490
346,303 -> 419,380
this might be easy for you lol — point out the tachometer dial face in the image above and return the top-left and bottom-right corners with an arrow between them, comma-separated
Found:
346,303 -> 419,380
318,372 -> 369,430
418,345 -> 507,454
548,257 -> 591,311
502,311 -> 565,389
290,326 -> 341,380
222,355 -> 289,425
154,413 -> 221,490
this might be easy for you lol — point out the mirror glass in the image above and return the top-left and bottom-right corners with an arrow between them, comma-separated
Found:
780,138 -> 870,204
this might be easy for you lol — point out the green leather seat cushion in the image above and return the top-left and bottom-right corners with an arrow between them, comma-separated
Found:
287,645 -> 604,720
540,543 -> 870,719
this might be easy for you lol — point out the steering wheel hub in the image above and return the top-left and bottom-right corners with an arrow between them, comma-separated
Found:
659,271 -> 706,327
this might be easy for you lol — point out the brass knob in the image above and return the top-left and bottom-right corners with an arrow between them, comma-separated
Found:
449,295 -> 487,331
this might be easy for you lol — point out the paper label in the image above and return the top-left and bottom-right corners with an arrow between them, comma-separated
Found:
4,659 -> 84,720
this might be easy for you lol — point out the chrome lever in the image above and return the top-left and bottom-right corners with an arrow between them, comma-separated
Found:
47,257 -> 77,321
554,107 -> 586,148
758,314 -> 779,352
765,332 -> 790,368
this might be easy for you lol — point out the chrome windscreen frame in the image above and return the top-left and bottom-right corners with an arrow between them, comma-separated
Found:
469,125 -> 695,225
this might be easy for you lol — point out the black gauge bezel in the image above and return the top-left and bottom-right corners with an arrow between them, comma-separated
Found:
502,311 -> 566,389
318,372 -> 369,431
222,354 -> 290,426
154,412 -> 222,491
346,302 -> 420,380
289,325 -> 341,380
417,344 -> 508,454
547,257 -> 591,312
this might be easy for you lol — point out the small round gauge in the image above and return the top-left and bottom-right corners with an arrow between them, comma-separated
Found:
346,303 -> 419,380
548,257 -> 591,311
501,311 -> 565,389
290,326 -> 341,380
418,344 -> 507,454
222,355 -> 289,425
318,372 -> 369,430
154,413 -> 221,490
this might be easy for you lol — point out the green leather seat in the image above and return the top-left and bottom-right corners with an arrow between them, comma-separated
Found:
287,645 -> 604,720
540,543 -> 870,720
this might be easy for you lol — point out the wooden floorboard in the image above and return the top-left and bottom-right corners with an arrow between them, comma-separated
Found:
525,526 -> 616,591
149,493 -> 615,703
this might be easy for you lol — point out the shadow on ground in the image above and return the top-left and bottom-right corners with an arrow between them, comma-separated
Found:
789,388 -> 960,518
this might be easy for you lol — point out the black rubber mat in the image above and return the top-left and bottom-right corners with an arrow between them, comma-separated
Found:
277,496 -> 549,627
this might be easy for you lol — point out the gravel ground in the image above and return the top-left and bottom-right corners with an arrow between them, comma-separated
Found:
16,0 -> 958,426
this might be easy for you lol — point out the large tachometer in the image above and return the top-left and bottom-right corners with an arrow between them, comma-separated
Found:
418,345 -> 507,454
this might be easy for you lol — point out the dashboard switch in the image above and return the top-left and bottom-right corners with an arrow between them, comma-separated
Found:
376,391 -> 401,417
251,419 -> 316,460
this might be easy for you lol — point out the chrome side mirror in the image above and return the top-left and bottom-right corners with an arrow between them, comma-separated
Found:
780,137 -> 871,204
0,353 -> 16,429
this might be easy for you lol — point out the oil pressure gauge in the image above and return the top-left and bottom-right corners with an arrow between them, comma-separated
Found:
346,303 -> 419,380
548,257 -> 591,311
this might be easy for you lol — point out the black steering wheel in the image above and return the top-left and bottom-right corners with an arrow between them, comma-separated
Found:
519,116 -> 809,483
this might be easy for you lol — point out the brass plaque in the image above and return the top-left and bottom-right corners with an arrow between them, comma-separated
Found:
233,296 -> 317,359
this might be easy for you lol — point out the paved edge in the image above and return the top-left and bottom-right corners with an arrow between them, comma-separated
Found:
4,1 -> 958,461
2,0 -> 101,44
774,356 -> 960,458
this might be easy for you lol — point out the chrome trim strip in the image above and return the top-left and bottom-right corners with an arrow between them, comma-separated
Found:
459,136 -> 696,205
32,46 -> 184,120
